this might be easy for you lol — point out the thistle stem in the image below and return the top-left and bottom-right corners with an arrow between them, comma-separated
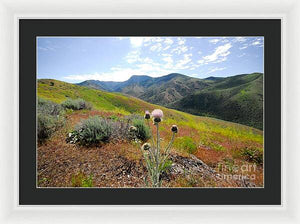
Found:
147,119 -> 156,161
142,111 -> 176,187
155,123 -> 160,187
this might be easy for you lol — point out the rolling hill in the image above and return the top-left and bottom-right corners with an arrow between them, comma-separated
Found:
170,73 -> 263,129
77,72 -> 263,129
38,78 -> 263,139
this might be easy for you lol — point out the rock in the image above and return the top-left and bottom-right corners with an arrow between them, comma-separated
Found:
163,153 -> 256,188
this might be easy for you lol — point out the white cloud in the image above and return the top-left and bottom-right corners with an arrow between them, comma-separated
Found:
126,50 -> 140,63
177,37 -> 186,45
63,72 -> 127,82
234,37 -> 247,42
239,38 -> 263,50
238,53 -> 246,58
141,57 -> 154,63
129,37 -> 144,48
145,37 -> 176,52
171,45 -> 188,54
206,67 -> 226,75
151,37 -> 164,43
221,38 -> 229,43
163,45 -> 171,51
209,39 -> 221,44
161,53 -> 172,57
38,46 -> 55,51
63,64 -> 177,82
189,62 -> 200,70
150,43 -> 163,52
199,43 -> 232,64
252,41 -> 261,46
136,63 -> 156,71
251,39 -> 263,47
239,45 -> 248,50
164,38 -> 174,45
126,50 -> 158,64
174,53 -> 192,69
163,56 -> 173,64
142,37 -> 165,47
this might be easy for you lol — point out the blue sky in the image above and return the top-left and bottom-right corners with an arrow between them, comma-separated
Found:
37,36 -> 263,83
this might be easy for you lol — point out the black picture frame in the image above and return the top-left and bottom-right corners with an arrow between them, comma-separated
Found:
19,19 -> 281,205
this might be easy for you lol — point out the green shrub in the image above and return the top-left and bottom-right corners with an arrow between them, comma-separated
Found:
71,172 -> 93,187
132,119 -> 151,141
174,136 -> 197,154
73,116 -> 112,146
62,98 -> 92,110
241,147 -> 263,165
108,114 -> 119,121
160,159 -> 173,172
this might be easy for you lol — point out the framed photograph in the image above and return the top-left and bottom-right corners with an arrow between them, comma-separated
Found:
19,19 -> 281,205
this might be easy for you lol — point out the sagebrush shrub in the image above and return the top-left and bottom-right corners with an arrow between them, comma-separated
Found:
62,98 -> 92,110
109,120 -> 131,141
37,113 -> 57,140
74,116 -> 112,146
132,119 -> 151,141
38,97 -> 63,116
37,97 -> 65,141
37,113 -> 64,140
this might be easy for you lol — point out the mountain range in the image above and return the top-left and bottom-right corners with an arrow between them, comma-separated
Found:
77,72 -> 263,130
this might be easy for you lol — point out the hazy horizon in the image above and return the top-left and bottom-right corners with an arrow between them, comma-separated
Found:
37,36 -> 264,83
38,71 -> 263,84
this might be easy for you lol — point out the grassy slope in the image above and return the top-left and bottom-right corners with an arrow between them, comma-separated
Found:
38,79 -> 264,186
170,73 -> 263,129
38,79 -> 263,144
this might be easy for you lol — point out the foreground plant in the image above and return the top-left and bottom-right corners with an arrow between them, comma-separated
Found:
131,109 -> 178,187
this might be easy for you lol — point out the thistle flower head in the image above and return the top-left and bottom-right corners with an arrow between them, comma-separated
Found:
129,125 -> 137,132
152,109 -> 163,123
151,109 -> 163,119
171,125 -> 178,133
142,143 -> 151,151
144,110 -> 151,120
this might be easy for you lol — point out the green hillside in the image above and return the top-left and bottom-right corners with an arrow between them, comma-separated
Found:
38,79 -> 263,143
169,73 -> 263,129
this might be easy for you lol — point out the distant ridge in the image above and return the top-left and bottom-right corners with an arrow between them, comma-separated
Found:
77,72 -> 263,129
204,76 -> 224,81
